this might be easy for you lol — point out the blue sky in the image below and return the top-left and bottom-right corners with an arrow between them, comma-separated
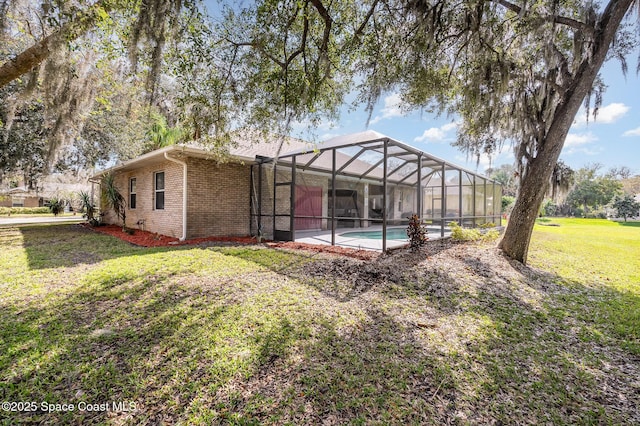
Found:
293,57 -> 640,175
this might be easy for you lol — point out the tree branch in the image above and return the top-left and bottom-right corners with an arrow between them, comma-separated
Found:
309,0 -> 332,76
493,0 -> 594,35
352,0 -> 380,42
284,3 -> 308,68
0,1 -> 110,88
227,39 -> 286,69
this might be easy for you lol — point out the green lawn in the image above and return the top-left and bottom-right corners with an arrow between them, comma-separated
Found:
0,221 -> 638,424
529,217 -> 640,356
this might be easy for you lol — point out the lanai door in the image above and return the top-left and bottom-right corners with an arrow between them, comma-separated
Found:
295,185 -> 322,230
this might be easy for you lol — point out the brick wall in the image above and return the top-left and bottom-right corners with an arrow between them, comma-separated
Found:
100,156 -> 352,240
186,158 -> 250,238
24,196 -> 41,208
101,160 -> 184,238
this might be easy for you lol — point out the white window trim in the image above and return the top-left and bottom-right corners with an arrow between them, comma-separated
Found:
154,171 -> 165,210
129,177 -> 137,210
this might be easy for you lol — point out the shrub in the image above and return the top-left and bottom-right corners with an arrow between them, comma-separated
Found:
101,173 -> 127,231
79,191 -> 96,223
47,198 -> 65,216
449,221 -> 499,242
502,196 -> 515,213
584,211 -> 607,219
0,207 -> 50,215
483,229 -> 500,241
406,214 -> 428,250
479,222 -> 496,228
542,199 -> 558,216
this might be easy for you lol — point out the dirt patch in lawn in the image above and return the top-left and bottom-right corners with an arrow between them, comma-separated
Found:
267,241 -> 379,261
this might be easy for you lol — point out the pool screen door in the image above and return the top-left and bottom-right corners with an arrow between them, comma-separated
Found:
295,185 -> 322,230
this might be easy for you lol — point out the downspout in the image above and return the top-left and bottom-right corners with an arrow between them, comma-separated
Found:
164,152 -> 188,241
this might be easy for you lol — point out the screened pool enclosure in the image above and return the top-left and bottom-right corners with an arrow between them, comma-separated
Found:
250,131 -> 502,251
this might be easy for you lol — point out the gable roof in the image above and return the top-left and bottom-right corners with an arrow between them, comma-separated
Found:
90,133 -> 314,180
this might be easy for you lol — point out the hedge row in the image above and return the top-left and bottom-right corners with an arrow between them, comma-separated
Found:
0,207 -> 51,215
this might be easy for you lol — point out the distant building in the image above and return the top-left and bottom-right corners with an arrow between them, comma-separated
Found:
1,174 -> 91,210
0,187 -> 43,208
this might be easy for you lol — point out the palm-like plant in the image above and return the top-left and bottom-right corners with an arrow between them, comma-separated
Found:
145,113 -> 184,152
79,191 -> 96,224
101,173 -> 126,231
47,197 -> 64,216
406,214 -> 428,251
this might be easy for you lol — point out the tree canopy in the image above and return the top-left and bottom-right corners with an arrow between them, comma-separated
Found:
566,173 -> 622,214
612,194 -> 640,221
0,0 -> 203,172
215,0 -> 638,262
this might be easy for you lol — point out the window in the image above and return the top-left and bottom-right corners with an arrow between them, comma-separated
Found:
129,178 -> 137,209
154,172 -> 165,210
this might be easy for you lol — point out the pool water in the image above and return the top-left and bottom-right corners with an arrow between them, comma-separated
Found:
340,228 -> 408,240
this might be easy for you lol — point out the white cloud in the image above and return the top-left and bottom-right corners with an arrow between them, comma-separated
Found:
441,122 -> 459,132
414,127 -> 447,142
414,121 -> 458,143
596,103 -> 630,123
565,132 -> 598,147
623,126 -> 640,137
563,132 -> 602,155
573,102 -> 630,126
370,93 -> 405,124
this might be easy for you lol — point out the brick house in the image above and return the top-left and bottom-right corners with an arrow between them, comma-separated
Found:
92,131 -> 502,250
91,136 -> 313,240
0,187 -> 43,208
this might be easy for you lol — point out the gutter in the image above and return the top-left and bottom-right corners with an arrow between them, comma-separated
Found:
164,152 -> 188,241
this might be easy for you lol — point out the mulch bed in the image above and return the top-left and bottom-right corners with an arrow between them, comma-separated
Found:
83,224 -> 379,259
84,224 -> 260,247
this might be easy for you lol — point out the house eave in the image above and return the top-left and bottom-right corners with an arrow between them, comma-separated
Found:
90,145 -> 258,181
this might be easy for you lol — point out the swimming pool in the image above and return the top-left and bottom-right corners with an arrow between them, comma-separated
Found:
340,228 -> 408,240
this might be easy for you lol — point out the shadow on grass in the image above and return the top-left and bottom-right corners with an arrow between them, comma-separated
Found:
16,224 -> 160,270
207,242 -> 640,423
0,264 -> 306,424
1,227 -> 638,424
616,221 -> 640,227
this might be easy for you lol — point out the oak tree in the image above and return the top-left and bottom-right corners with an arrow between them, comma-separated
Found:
219,0 -> 639,263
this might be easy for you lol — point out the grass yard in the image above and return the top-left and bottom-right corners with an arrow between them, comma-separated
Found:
0,221 -> 638,424
529,217 -> 640,358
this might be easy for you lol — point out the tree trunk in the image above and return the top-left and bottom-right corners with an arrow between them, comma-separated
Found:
500,132 -> 568,263
499,0 -> 634,263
